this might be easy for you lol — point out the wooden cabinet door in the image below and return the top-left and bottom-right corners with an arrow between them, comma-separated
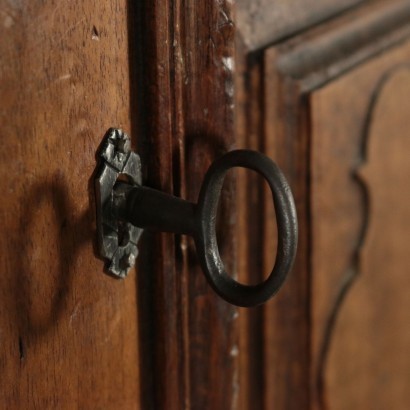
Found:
0,1 -> 238,409
236,0 -> 410,409
1,1 -> 409,409
0,1 -> 140,408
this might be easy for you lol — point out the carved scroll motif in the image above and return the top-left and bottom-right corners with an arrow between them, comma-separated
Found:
319,67 -> 410,410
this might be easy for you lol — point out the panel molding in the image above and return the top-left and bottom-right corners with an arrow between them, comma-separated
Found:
276,0 -> 410,91
306,40 -> 410,410
236,0 -> 363,51
235,0 -> 410,409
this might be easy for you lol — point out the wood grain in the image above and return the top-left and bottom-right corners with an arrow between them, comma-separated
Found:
233,33 -> 311,410
238,1 -> 410,409
0,0 -> 140,408
311,55 -> 410,410
132,1 -> 186,409
235,15 -> 312,410
182,2 -> 239,408
235,41 -> 267,410
263,50 -> 311,410
3,0 -> 409,408
135,1 -> 239,409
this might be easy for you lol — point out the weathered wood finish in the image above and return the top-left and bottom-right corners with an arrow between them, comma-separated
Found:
311,52 -> 410,410
267,2 -> 410,409
235,40 -> 267,410
236,0 -> 364,50
183,1 -> 239,408
235,1 -> 410,409
2,0 -> 410,408
136,1 -> 238,409
234,38 -> 311,410
0,0 -> 140,408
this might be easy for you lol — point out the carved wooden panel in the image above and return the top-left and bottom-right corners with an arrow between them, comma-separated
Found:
235,1 -> 410,408
312,62 -> 410,410
2,0 -> 410,408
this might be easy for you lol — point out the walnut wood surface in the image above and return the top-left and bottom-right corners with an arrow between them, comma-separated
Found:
0,0 -> 140,408
235,41 -> 267,410
2,0 -> 410,408
311,50 -> 410,410
264,2 -> 410,409
236,1 -> 410,409
135,1 -> 238,409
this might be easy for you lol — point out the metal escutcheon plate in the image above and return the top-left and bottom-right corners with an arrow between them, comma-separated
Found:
95,129 -> 143,278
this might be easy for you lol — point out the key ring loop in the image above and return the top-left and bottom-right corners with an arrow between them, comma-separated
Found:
195,150 -> 298,307
95,130 -> 298,307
